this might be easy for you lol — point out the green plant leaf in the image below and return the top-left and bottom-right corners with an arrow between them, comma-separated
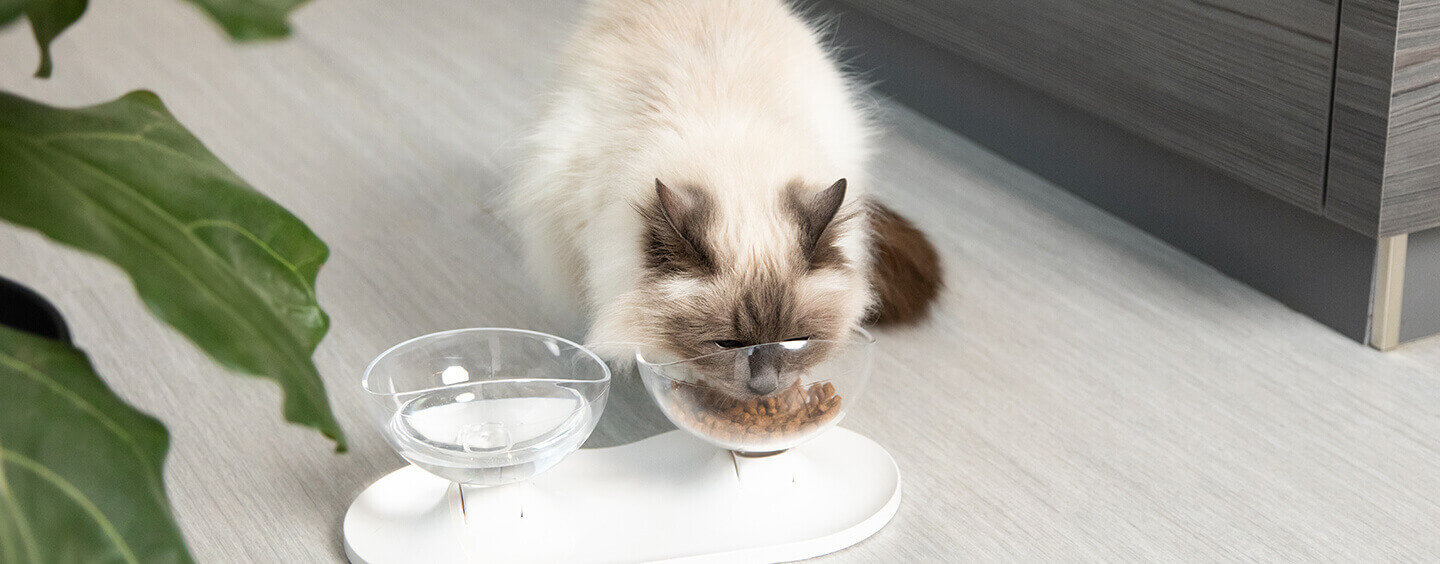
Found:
182,0 -> 308,41
0,325 -> 194,564
17,0 -> 310,78
1,0 -> 29,27
0,90 -> 347,451
22,0 -> 88,78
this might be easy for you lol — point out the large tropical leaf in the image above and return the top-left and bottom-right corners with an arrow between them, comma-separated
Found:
0,325 -> 194,564
182,0 -> 309,41
0,91 -> 346,450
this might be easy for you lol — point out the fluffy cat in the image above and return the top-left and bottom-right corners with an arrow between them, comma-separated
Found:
510,0 -> 941,396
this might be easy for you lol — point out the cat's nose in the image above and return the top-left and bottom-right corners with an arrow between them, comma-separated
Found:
746,347 -> 780,394
747,372 -> 778,395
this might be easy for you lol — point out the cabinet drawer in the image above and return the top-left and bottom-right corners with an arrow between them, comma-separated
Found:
841,0 -> 1339,210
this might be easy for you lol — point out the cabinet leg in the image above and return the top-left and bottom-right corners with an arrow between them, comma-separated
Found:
1370,234 -> 1408,351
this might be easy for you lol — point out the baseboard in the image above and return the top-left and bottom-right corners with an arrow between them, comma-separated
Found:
1400,226 -> 1440,343
812,0 -> 1377,342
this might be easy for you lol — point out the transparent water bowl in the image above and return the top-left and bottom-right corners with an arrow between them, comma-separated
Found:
362,328 -> 610,486
637,328 -> 874,455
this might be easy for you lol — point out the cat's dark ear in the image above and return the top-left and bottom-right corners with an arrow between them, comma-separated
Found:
792,179 -> 848,264
647,179 -> 714,273
656,179 -> 697,238
804,178 -> 847,237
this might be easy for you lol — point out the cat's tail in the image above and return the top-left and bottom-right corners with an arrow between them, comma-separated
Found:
865,200 -> 943,325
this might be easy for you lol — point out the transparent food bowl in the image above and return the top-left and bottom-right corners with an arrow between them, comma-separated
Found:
637,328 -> 874,455
362,328 -> 610,486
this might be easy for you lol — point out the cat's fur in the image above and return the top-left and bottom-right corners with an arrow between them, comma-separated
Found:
510,0 -> 940,394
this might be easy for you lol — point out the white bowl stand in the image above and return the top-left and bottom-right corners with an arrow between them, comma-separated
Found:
343,428 -> 901,563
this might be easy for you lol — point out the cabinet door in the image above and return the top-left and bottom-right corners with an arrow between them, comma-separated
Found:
842,0 -> 1339,211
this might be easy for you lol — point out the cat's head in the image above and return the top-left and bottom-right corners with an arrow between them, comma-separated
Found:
635,178 -> 870,398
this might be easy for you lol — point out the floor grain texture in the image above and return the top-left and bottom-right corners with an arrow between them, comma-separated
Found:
3,0 -> 1440,561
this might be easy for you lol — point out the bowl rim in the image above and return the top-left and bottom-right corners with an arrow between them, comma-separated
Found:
362,327 -> 612,397
633,326 -> 875,369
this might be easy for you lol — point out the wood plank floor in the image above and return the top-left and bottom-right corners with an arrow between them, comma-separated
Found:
2,0 -> 1439,560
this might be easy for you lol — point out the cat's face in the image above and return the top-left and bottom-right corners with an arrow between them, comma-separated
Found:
638,179 -> 867,398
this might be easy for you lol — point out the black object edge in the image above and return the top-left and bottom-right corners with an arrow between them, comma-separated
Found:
1,277 -> 73,343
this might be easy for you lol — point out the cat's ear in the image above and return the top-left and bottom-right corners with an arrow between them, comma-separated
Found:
656,179 -> 699,239
805,178 -> 847,236
648,179 -> 714,273
794,179 -> 848,259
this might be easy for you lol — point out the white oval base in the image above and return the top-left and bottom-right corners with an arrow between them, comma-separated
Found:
343,428 -> 901,563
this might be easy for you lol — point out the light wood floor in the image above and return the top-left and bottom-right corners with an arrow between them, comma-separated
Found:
3,0 -> 1439,561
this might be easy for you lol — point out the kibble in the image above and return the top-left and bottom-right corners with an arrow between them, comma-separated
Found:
666,379 -> 841,445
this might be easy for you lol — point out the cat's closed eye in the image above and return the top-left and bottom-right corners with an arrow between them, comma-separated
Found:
715,337 -> 812,349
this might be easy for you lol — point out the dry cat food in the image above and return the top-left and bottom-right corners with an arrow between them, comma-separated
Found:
667,379 -> 842,444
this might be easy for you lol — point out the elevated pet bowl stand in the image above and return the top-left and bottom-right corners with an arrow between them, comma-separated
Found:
343,427 -> 901,563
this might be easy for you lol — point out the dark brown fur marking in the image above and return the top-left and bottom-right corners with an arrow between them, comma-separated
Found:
809,206 -> 858,270
865,200 -> 942,325
658,269 -> 845,376
730,273 -> 802,346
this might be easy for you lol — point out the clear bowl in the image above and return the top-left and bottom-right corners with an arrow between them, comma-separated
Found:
636,328 -> 874,455
362,328 -> 609,486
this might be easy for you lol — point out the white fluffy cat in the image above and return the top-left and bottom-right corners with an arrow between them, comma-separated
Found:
510,0 -> 940,394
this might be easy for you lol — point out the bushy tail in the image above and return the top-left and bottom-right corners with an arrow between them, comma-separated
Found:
865,201 -> 942,325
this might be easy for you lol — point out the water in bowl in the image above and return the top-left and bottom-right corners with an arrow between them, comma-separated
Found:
388,380 -> 593,486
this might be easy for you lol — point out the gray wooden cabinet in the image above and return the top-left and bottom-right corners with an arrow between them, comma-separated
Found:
1328,0 -> 1440,237
822,0 -> 1440,347
845,0 -> 1339,211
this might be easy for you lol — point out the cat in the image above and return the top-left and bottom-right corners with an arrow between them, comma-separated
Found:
509,0 -> 941,397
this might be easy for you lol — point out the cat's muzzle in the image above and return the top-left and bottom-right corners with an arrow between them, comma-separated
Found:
738,346 -> 781,395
